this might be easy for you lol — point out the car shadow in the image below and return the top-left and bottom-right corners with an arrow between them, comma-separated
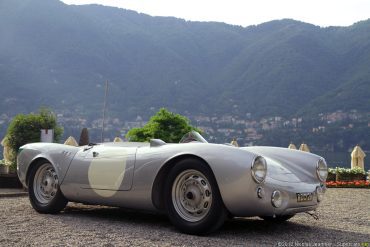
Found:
62,203 -> 169,225
60,203 -> 369,244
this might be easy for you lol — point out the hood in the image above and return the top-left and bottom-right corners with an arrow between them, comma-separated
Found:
242,146 -> 322,183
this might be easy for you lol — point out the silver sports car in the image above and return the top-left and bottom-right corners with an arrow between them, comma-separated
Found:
17,131 -> 328,235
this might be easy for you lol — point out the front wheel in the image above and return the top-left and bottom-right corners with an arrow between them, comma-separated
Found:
164,158 -> 227,235
28,161 -> 68,214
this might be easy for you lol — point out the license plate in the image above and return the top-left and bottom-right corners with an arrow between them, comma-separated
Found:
297,192 -> 313,202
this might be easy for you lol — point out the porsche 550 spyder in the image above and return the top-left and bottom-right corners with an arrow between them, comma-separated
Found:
17,131 -> 328,235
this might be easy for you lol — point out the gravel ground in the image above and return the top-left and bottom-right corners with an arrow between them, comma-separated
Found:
0,188 -> 369,247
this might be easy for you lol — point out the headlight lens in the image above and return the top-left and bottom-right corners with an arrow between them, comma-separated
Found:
316,159 -> 328,182
271,190 -> 283,208
251,156 -> 267,183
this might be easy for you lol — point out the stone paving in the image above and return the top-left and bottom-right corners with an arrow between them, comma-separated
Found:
0,188 -> 369,246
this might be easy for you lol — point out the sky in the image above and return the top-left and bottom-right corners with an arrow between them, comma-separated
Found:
61,0 -> 370,27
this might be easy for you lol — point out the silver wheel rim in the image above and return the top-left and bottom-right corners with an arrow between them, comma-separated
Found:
33,163 -> 59,204
172,169 -> 212,222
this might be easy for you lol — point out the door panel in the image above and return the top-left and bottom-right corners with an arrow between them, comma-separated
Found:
63,145 -> 137,197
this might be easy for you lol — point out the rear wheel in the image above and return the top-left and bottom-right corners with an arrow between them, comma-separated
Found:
28,161 -> 68,213
164,158 -> 227,235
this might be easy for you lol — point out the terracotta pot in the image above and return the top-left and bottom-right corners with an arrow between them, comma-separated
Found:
0,165 -> 10,174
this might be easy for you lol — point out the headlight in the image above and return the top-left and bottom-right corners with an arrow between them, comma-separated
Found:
271,190 -> 283,208
316,159 -> 328,182
251,156 -> 267,183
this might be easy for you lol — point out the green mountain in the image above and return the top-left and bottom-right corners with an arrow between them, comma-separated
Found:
0,0 -> 369,120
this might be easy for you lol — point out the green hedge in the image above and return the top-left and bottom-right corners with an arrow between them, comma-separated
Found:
328,167 -> 367,181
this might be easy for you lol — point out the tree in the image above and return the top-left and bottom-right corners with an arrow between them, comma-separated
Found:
78,128 -> 90,146
6,108 -> 63,165
126,108 -> 200,143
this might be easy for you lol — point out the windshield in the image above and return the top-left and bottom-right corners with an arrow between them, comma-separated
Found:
179,131 -> 208,143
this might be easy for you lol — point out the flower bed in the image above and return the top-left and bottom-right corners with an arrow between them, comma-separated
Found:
326,180 -> 370,188
326,167 -> 369,188
327,167 -> 367,182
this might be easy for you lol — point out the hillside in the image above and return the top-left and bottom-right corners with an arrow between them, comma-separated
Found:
0,0 -> 369,120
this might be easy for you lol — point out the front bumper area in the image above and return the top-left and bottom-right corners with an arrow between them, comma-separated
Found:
230,177 -> 325,217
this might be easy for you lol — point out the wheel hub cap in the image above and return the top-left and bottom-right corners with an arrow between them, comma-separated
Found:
33,163 -> 59,204
172,169 -> 213,222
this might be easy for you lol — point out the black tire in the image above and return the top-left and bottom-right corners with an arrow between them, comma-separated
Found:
28,160 -> 68,214
164,158 -> 227,235
259,214 -> 295,222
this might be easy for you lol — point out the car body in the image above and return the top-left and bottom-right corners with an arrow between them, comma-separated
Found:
17,131 -> 328,234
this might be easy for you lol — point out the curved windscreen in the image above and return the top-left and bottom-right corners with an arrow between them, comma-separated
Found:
179,131 -> 208,143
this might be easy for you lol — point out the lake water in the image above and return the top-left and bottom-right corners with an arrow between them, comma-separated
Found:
314,151 -> 370,171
